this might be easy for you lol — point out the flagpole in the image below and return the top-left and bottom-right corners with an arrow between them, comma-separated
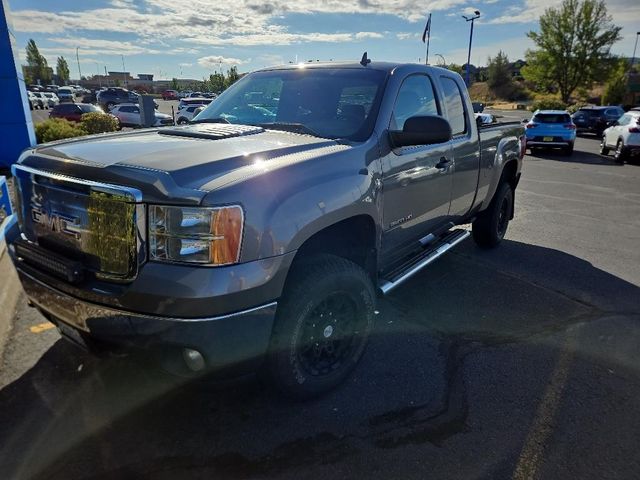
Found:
425,14 -> 431,65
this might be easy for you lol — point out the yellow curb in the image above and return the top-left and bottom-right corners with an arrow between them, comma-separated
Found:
29,322 -> 55,334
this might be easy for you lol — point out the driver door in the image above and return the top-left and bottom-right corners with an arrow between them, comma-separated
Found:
380,74 -> 453,265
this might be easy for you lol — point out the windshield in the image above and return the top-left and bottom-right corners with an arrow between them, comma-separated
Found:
79,104 -> 102,113
194,68 -> 387,140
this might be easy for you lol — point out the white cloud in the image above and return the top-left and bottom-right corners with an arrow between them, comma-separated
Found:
397,32 -> 418,40
197,55 -> 248,68
355,31 -> 384,40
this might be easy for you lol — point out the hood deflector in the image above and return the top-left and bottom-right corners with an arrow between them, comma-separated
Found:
158,124 -> 264,140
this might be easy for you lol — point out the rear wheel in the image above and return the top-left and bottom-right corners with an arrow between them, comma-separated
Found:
266,255 -> 375,400
472,182 -> 513,248
563,143 -> 574,156
614,140 -> 627,164
600,137 -> 610,156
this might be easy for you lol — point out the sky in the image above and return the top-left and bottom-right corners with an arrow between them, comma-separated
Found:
5,0 -> 640,81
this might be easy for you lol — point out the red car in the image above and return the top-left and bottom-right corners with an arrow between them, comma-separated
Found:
49,103 -> 114,122
162,89 -> 178,100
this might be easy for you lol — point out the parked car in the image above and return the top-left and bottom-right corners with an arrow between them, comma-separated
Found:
31,92 -> 48,109
57,87 -> 75,102
162,89 -> 179,100
26,91 -> 38,110
571,106 -> 624,136
177,97 -> 213,109
109,103 -> 173,127
475,112 -> 495,125
27,84 -> 42,92
202,92 -> 217,99
525,110 -> 576,155
97,88 -> 158,111
176,104 -> 207,124
600,110 -> 640,163
177,91 -> 191,98
49,103 -> 115,123
42,92 -> 59,108
4,62 -> 525,399
44,84 -> 59,93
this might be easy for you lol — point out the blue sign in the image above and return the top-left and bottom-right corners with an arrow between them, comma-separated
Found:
0,0 -> 36,171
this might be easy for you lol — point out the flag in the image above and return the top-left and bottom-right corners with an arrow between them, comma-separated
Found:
422,14 -> 431,43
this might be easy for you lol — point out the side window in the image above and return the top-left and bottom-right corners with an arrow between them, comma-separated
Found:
391,75 -> 439,130
617,115 -> 630,126
440,77 -> 467,136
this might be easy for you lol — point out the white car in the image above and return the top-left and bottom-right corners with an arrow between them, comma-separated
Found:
109,103 -> 174,128
57,87 -> 75,102
42,92 -> 59,108
176,104 -> 207,124
600,110 -> 640,164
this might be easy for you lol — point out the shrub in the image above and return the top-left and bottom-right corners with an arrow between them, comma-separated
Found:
528,94 -> 567,112
81,112 -> 119,134
35,118 -> 87,144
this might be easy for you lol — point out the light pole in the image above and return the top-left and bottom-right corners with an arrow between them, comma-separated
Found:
75,47 -> 82,81
631,31 -> 640,71
462,10 -> 481,86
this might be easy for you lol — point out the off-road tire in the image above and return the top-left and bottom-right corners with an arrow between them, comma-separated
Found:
266,254 -> 376,400
472,182 -> 513,248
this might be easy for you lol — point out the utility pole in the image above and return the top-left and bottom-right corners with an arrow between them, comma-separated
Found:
462,10 -> 481,86
121,55 -> 127,87
75,47 -> 82,81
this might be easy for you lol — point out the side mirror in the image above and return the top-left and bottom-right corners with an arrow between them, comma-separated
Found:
389,115 -> 452,148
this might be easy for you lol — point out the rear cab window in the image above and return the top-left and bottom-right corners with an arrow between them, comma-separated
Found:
439,77 -> 468,136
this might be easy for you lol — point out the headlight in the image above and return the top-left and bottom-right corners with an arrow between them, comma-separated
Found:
149,205 -> 243,265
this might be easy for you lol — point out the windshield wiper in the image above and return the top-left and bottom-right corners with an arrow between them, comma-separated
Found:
191,117 -> 230,124
258,122 -> 324,137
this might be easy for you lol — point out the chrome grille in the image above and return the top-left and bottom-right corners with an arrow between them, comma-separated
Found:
12,164 -> 145,282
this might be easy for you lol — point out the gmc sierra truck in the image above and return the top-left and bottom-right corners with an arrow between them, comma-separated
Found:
4,62 -> 524,399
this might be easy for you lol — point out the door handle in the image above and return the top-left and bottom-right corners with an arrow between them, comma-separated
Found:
435,157 -> 451,170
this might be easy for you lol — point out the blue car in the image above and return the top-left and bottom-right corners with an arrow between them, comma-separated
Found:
525,110 -> 576,155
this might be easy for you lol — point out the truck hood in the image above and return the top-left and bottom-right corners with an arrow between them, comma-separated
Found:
28,124 -> 345,194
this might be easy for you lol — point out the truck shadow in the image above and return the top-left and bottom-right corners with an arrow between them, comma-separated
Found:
0,240 -> 639,479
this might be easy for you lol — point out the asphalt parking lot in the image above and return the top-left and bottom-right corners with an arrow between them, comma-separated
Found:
1,120 -> 639,479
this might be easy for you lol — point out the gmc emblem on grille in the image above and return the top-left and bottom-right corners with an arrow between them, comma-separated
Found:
31,207 -> 82,240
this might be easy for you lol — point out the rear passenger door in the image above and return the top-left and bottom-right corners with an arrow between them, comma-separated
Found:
439,76 -> 479,218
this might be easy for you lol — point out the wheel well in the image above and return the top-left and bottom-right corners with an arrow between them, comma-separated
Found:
501,160 -> 518,191
292,215 -> 377,280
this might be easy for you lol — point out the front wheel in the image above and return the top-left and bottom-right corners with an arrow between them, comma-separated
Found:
472,182 -> 513,248
266,255 -> 376,400
600,137 -> 610,156
563,143 -> 574,156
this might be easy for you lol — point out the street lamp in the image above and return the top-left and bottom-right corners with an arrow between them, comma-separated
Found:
631,31 -> 640,71
462,10 -> 481,86
434,53 -> 447,67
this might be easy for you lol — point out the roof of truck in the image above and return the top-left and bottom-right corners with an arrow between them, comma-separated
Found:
256,61 -> 449,74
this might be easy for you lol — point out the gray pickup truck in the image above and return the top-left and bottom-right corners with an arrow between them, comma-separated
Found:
5,62 -> 524,398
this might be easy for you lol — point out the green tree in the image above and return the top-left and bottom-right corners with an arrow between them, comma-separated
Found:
224,66 -> 240,88
487,51 -> 512,90
445,64 -> 465,76
209,72 -> 226,93
25,39 -> 50,83
523,0 -> 622,103
171,77 -> 179,90
602,59 -> 628,105
56,56 -> 70,84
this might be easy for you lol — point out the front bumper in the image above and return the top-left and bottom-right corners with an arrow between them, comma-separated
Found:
18,268 -> 277,374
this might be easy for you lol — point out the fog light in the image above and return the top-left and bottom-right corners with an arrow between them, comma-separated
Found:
182,348 -> 205,372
